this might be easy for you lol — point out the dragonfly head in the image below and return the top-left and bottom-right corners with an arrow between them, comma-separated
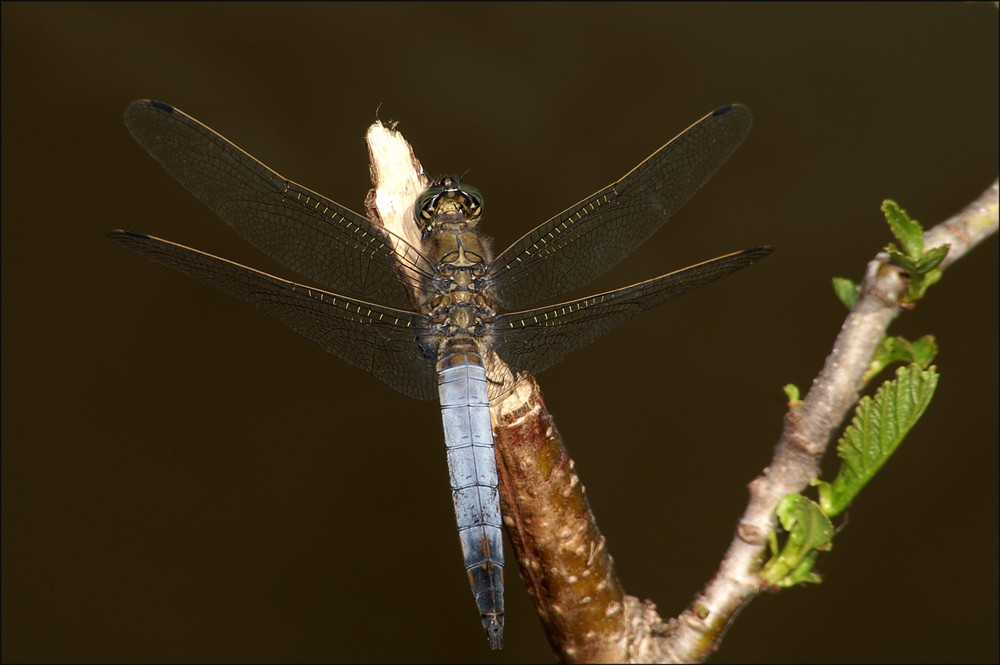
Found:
415,177 -> 484,234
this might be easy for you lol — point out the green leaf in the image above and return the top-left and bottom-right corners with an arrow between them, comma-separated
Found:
761,494 -> 835,588
819,364 -> 939,517
909,267 -> 943,301
914,244 -> 949,274
885,245 -> 917,274
883,200 -> 923,259
832,277 -> 859,309
863,335 -> 938,383
881,200 -> 949,303
783,383 -> 802,407
907,336 -> 938,368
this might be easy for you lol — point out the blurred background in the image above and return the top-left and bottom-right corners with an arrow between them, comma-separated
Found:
2,3 -> 997,663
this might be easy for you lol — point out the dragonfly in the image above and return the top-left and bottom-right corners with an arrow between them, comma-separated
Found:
108,100 -> 771,650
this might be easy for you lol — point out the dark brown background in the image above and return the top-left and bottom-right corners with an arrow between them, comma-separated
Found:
2,3 -> 997,663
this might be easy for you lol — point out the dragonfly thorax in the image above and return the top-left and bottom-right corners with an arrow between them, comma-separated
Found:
424,266 -> 497,339
419,179 -> 496,308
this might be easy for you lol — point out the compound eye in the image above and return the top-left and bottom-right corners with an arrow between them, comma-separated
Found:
415,184 -> 447,224
459,184 -> 484,220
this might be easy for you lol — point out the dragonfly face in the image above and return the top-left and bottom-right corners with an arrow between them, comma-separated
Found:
108,100 -> 771,649
416,177 -> 485,234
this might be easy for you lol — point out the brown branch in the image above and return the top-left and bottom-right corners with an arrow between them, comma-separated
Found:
493,378 -> 646,662
365,121 -> 998,661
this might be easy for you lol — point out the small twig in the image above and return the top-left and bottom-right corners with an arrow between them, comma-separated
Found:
657,178 -> 998,663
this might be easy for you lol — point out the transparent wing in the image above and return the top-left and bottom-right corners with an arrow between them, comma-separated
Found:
492,246 -> 771,378
490,105 -> 752,309
108,230 -> 438,401
124,100 -> 432,309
